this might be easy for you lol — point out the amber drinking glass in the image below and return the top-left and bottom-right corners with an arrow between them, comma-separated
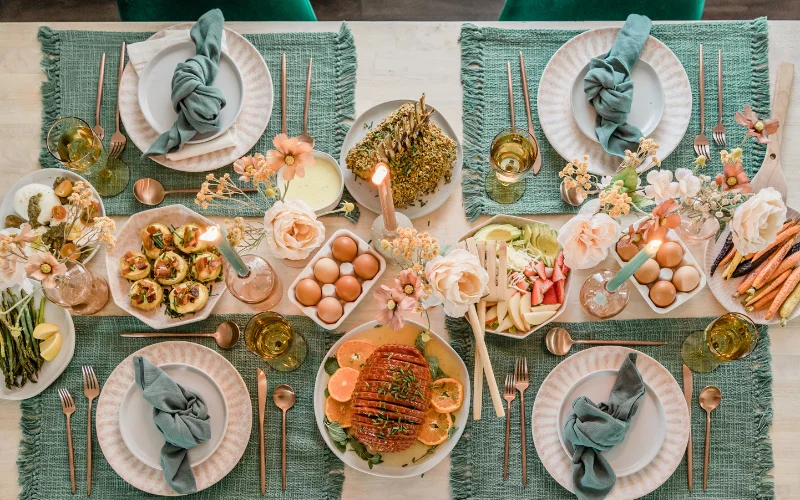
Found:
245,312 -> 307,372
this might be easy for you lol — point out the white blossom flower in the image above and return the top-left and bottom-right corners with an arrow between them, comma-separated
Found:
644,170 -> 679,203
674,168 -> 702,201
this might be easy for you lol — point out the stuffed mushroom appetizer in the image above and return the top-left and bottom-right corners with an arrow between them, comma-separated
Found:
192,252 -> 223,282
119,250 -> 151,281
153,251 -> 189,286
140,223 -> 173,259
173,223 -> 209,254
129,279 -> 163,311
168,281 -> 210,314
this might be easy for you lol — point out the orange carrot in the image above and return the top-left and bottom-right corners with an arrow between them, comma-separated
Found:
752,239 -> 796,290
736,256 -> 774,296
747,288 -> 781,311
744,269 -> 792,306
718,247 -> 736,268
752,225 -> 800,262
767,251 -> 800,283
766,266 -> 800,320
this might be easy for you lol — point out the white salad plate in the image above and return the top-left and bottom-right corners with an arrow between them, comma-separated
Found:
0,169 -> 105,264
119,362 -> 229,470
538,27 -> 692,175
314,319 -> 470,478
556,369 -> 666,478
571,59 -> 665,143
533,346 -> 689,499
339,99 -> 463,220
105,205 -> 227,330
120,24 -> 272,172
97,341 -> 251,496
704,205 -> 800,325
0,290 -> 75,401
138,41 -> 244,144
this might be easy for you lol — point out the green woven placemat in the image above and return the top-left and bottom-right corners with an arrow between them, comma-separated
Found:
38,25 -> 359,222
18,314 -> 343,500
460,18 -> 770,219
446,316 -> 773,499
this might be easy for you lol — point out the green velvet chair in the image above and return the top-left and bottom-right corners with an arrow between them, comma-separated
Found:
116,0 -> 317,22
499,0 -> 704,21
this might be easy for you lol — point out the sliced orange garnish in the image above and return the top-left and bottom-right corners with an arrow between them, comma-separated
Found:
327,367 -> 360,402
417,408 -> 452,446
336,339 -> 378,371
325,395 -> 354,428
430,377 -> 464,413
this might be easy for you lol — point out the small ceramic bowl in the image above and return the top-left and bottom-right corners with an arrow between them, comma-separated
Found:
278,151 -> 344,215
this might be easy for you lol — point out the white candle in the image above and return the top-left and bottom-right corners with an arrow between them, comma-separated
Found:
371,162 -> 397,231
200,225 -> 249,277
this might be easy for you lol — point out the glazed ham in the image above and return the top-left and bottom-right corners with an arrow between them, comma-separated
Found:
352,344 -> 432,452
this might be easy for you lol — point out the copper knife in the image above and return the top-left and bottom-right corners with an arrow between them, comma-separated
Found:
683,364 -> 693,492
257,368 -> 268,495
518,52 -> 541,175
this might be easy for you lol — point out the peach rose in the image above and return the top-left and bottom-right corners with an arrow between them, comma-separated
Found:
425,249 -> 489,317
263,200 -> 325,260
557,213 -> 621,270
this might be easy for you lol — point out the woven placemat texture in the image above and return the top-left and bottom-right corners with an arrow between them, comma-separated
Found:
17,314 -> 343,500
446,316 -> 773,499
460,18 -> 770,219
38,25 -> 359,222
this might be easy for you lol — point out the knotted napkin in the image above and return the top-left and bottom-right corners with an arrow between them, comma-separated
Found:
133,356 -> 211,494
143,8 -> 227,157
584,14 -> 652,158
563,353 -> 646,500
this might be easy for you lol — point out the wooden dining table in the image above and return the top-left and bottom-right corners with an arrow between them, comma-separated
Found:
0,19 -> 799,499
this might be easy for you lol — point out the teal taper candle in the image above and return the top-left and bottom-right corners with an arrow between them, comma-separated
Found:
607,239 -> 662,292
200,225 -> 250,277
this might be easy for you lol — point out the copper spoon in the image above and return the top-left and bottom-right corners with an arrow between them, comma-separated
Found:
545,327 -> 667,356
134,177 -> 255,206
120,321 -> 240,349
298,58 -> 314,147
273,384 -> 296,491
699,386 -> 722,490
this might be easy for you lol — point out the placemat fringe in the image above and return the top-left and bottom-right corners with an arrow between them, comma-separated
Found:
748,17 -> 770,177
751,325 -> 775,499
334,23 -> 357,161
446,317 -> 474,500
459,24 -> 488,222
37,26 -> 61,173
18,398 -> 42,500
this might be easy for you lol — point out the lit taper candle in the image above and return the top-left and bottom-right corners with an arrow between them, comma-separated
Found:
200,225 -> 249,277
606,239 -> 663,292
371,162 -> 398,231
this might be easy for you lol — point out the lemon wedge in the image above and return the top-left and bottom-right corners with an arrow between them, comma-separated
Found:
33,323 -> 59,340
40,333 -> 62,361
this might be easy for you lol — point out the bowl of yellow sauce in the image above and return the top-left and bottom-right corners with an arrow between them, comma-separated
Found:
279,151 -> 344,214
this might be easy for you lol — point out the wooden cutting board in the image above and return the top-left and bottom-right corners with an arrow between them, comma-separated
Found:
750,61 -> 794,199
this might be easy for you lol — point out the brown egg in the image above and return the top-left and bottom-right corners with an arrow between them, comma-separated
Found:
649,280 -> 677,307
353,253 -> 380,280
331,236 -> 358,262
335,275 -> 362,302
616,240 -> 639,262
656,241 -> 684,268
672,265 -> 701,292
314,258 -> 340,284
317,297 -> 344,324
634,259 -> 660,284
294,278 -> 322,306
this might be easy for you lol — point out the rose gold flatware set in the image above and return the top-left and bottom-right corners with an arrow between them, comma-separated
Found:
502,357 -> 529,484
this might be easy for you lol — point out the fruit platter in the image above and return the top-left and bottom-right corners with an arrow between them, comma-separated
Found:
461,215 -> 572,338
314,320 -> 469,478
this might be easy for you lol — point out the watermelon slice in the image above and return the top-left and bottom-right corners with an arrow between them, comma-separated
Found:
531,279 -> 544,306
555,280 -> 566,304
542,286 -> 558,305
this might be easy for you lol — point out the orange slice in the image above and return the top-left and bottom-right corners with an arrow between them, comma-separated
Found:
430,378 -> 464,413
325,395 -> 354,428
336,339 -> 378,371
418,408 -> 453,446
328,367 -> 360,402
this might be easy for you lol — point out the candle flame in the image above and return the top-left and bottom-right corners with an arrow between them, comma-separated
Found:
646,239 -> 663,253
199,225 -> 220,243
371,163 -> 389,185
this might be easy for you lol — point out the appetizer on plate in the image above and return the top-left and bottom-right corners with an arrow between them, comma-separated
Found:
174,223 -> 209,254
192,252 -> 223,282
153,251 -> 189,285
169,282 -> 210,314
140,223 -> 174,259
129,279 -> 163,311
119,251 -> 151,281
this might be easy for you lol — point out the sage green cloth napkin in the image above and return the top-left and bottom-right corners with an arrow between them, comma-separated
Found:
133,356 -> 211,494
144,9 -> 227,157
584,14 -> 652,158
564,353 -> 645,500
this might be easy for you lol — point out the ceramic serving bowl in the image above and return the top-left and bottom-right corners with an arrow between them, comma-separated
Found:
278,151 -> 344,215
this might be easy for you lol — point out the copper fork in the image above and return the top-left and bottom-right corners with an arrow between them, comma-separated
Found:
82,367 -> 100,495
109,42 -> 127,159
712,49 -> 726,147
515,357 -> 529,486
93,53 -> 106,141
693,45 -> 710,159
503,373 -> 516,481
58,388 -> 77,494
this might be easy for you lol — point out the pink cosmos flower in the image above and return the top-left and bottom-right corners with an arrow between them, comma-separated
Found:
233,153 -> 268,183
13,224 -> 37,244
374,285 -> 415,330
715,162 -> 752,193
24,251 -> 66,288
265,134 -> 315,181
395,269 -> 423,301
734,104 -> 779,144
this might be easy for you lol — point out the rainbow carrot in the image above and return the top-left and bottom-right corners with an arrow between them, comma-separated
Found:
766,266 -> 800,320
744,269 -> 792,307
747,288 -> 781,312
752,239 -> 796,290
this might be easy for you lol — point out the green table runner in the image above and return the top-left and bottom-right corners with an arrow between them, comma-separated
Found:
18,314 -> 344,500
38,25 -> 359,221
446,316 -> 773,499
460,18 -> 770,219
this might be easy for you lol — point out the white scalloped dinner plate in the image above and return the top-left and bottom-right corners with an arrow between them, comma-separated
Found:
538,28 -> 692,175
96,342 -> 251,496
120,24 -> 272,172
532,347 -> 689,498
704,206 -> 800,325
